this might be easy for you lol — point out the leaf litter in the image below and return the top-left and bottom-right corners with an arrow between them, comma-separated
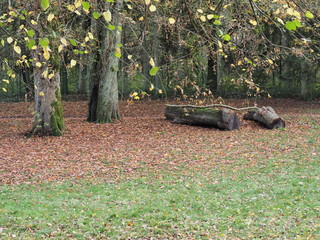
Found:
0,99 -> 319,185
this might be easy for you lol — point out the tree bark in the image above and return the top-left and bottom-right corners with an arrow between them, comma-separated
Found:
165,106 -> 241,130
31,50 -> 64,136
244,106 -> 285,129
87,0 -> 122,123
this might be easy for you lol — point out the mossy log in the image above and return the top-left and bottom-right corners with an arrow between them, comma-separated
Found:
243,106 -> 285,129
165,106 -> 241,130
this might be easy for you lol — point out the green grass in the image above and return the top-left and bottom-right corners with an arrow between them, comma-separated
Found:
1,156 -> 319,239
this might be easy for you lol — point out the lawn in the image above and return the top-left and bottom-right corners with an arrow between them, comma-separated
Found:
0,99 -> 319,239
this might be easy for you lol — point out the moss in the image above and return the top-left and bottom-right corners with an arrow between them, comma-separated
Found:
50,89 -> 65,136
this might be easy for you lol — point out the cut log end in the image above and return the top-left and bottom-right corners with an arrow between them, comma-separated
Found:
244,106 -> 285,129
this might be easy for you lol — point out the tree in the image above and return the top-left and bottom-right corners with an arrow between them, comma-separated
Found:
87,0 -> 123,123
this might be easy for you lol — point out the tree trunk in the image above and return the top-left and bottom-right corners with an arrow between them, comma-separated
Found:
31,52 -> 64,136
216,52 -> 224,96
165,106 -> 241,130
300,59 -> 311,100
87,0 -> 122,123
244,106 -> 285,129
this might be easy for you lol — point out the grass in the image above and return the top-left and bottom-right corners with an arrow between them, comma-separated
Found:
0,106 -> 319,239
0,154 -> 319,239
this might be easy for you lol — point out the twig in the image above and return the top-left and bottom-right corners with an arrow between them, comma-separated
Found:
166,104 -> 259,111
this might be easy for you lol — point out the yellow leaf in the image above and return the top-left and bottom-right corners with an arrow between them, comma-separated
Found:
149,84 -> 154,91
67,4 -> 75,11
85,36 -> 89,42
200,16 -> 206,22
197,9 -> 203,13
60,38 -> 68,46
39,91 -> 45,97
168,17 -> 176,24
31,20 -> 37,25
237,60 -> 242,66
36,62 -> 42,68
127,55 -> 133,60
103,10 -> 112,22
43,47 -> 50,60
7,37 -> 13,44
70,59 -> 77,68
218,40 -> 222,48
277,18 -> 284,25
207,14 -> 214,20
149,5 -> 156,12
2,88 -> 7,92
42,69 -> 48,78
74,0 -> 82,8
134,96 -> 140,100
145,0 -> 151,5
127,4 -> 132,10
2,79 -> 10,84
249,20 -> 257,26
47,13 -> 54,22
58,45 -> 63,53
149,58 -> 155,67
131,92 -> 138,97
267,59 -> 273,64
139,16 -> 144,21
158,89 -> 163,94
48,72 -> 55,79
14,45 -> 21,54
88,32 -> 94,39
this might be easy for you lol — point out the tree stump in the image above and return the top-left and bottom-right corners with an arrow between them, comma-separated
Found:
243,106 -> 285,129
165,106 -> 241,130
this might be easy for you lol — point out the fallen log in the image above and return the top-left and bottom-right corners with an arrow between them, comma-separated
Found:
165,106 -> 241,130
243,106 -> 285,129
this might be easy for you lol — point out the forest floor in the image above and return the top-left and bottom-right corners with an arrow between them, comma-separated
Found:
0,98 -> 319,239
0,98 -> 319,185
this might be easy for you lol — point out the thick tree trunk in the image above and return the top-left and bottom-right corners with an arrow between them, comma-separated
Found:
165,106 -> 241,130
31,59 -> 64,136
87,0 -> 122,123
244,106 -> 285,129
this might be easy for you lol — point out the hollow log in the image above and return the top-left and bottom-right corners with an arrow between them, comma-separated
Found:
165,106 -> 241,130
243,106 -> 285,129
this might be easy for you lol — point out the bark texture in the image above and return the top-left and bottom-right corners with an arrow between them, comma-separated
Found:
31,55 -> 64,136
243,106 -> 285,129
87,0 -> 122,123
165,106 -> 241,130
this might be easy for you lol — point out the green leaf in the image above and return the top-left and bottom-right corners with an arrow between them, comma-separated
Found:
39,38 -> 49,47
222,34 -> 231,41
305,11 -> 314,18
70,39 -> 77,46
149,66 -> 159,76
108,24 -> 116,30
114,52 -> 121,58
106,0 -> 115,2
27,29 -> 35,38
293,20 -> 302,28
117,43 -> 123,47
41,0 -> 50,10
92,12 -> 101,19
82,2 -> 90,11
26,39 -> 36,49
213,20 -> 221,25
285,21 -> 297,31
